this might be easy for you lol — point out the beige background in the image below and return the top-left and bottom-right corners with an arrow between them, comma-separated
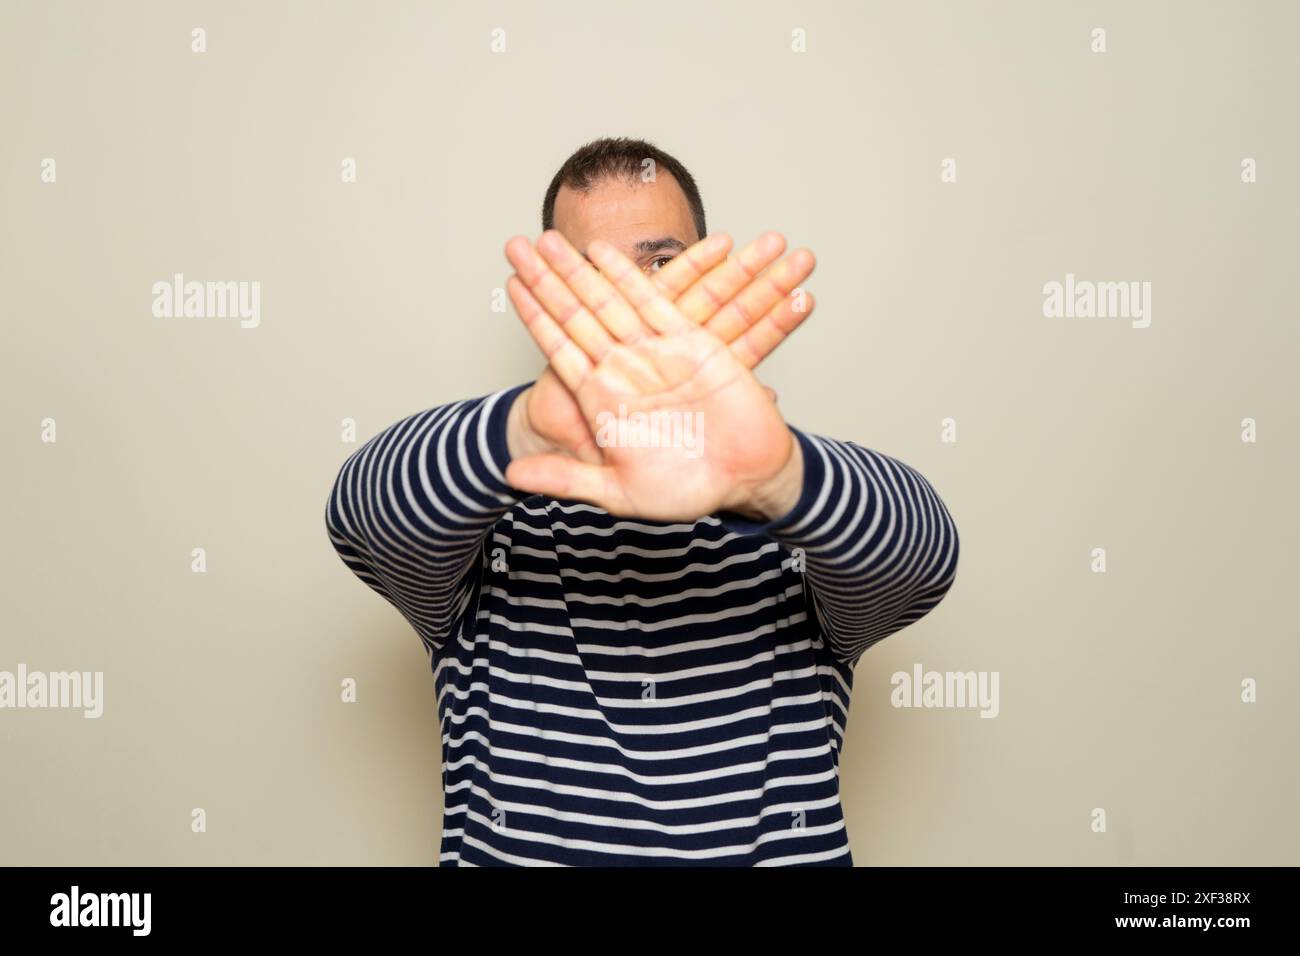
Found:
1,0 -> 1296,865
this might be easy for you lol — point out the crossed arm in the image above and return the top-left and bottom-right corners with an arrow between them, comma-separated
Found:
326,230 -> 959,664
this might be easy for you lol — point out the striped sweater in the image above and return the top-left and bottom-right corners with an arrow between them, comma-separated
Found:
325,383 -> 959,866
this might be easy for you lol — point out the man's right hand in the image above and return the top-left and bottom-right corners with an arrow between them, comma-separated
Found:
506,231 -> 816,465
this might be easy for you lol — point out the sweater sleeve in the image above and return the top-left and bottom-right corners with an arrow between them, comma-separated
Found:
324,383 -> 531,658
723,427 -> 960,667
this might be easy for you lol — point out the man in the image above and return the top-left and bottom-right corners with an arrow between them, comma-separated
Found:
325,137 -> 959,866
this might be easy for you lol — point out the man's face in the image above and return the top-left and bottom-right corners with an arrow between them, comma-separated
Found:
551,172 -> 700,276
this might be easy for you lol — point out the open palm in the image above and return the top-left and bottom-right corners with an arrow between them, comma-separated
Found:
504,231 -> 812,521
518,230 -> 814,469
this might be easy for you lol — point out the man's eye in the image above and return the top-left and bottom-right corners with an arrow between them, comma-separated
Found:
645,255 -> 674,273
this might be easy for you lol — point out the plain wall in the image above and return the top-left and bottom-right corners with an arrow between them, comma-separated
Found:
1,0 -> 1296,864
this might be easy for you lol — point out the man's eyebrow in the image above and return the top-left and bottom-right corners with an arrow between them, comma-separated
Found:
633,237 -> 688,256
580,237 -> 689,263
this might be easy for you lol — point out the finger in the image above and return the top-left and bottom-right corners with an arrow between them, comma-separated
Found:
650,232 -> 733,300
705,247 -> 816,343
675,231 -> 787,326
506,275 -> 591,391
506,453 -> 621,511
730,289 -> 816,370
506,235 -> 622,359
534,230 -> 651,344
587,239 -> 692,335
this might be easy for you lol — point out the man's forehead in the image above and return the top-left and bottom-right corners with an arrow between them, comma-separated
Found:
553,174 -> 696,250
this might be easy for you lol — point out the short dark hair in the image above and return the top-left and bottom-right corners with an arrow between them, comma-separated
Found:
541,137 -> 707,241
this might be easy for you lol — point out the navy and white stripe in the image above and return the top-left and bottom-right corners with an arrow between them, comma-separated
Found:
325,383 -> 959,866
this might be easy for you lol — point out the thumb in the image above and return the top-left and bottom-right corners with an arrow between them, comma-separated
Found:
506,453 -> 619,508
